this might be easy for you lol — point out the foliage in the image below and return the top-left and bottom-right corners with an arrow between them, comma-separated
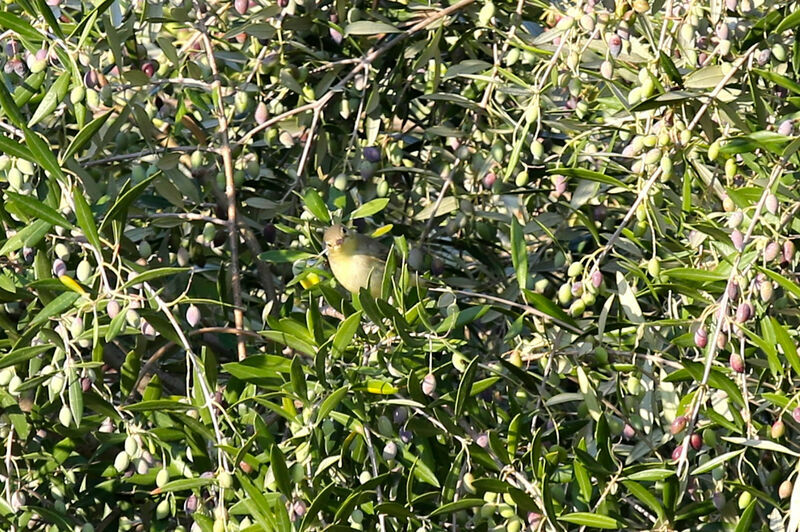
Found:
2,0 -> 800,530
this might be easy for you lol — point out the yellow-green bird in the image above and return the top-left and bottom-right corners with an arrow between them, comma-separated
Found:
323,223 -> 388,298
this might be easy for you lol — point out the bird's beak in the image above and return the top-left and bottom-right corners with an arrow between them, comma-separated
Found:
336,238 -> 344,246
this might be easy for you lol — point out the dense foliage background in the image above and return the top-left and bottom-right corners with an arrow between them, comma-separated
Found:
3,0 -> 800,530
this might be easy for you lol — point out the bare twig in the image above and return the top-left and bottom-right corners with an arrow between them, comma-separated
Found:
196,12 -> 248,361
81,146 -> 214,167
597,43 -> 759,266
237,0 -> 476,147
431,287 -> 583,334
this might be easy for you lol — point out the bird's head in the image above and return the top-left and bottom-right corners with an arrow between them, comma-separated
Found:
323,224 -> 348,251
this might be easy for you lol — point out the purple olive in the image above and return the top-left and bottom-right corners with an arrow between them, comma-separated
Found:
772,419 -> 786,439
730,229 -> 744,251
730,353 -> 744,373
765,241 -> 781,262
670,415 -> 687,435
363,146 -> 381,163
22,247 -> 35,264
255,101 -> 268,124
422,373 -> 436,396
735,302 -> 753,323
778,120 -> 794,136
142,62 -> 155,78
690,433 -> 703,450
757,48 -> 771,65
234,0 -> 248,15
53,259 -> 67,277
727,280 -> 739,299
186,304 -> 201,327
591,269 -> 603,288
609,35 -> 622,58
694,327 -> 708,348
671,445 -> 684,460
784,240 -> 796,263
622,424 -> 635,440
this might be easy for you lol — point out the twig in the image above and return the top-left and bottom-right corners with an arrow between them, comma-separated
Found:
596,43 -> 759,266
419,157 -> 464,243
128,326 -> 264,401
433,287 -> 583,334
81,146 -> 214,167
143,283 -> 229,471
676,157 -> 788,476
133,212 -> 228,225
361,426 -> 387,532
237,0 -> 476,146
196,11 -> 248,361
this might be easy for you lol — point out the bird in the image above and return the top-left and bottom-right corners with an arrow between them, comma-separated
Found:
323,223 -> 389,298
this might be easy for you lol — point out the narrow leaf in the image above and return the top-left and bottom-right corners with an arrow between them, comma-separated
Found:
28,71 -> 71,127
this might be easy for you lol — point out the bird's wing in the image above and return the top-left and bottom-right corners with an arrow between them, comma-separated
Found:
354,234 -> 389,260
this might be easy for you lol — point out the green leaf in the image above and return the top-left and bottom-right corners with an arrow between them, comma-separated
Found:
33,0 -> 65,39
734,498 -> 756,532
349,198 -> 390,220
122,400 -> 198,412
722,437 -> 800,457
759,267 -> 800,300
259,250 -> 315,264
331,311 -> 361,358
5,191 -> 73,230
0,74 -> 25,128
775,10 -> 800,33
63,111 -> 112,160
363,379 -> 399,394
72,186 -> 101,250
270,445 -> 291,497
315,385 -> 348,423
690,448 -> 745,475
558,512 -> 622,529
428,498 -> 485,517
290,356 -> 308,404
684,65 -> 726,89
659,51 -> 683,86
0,133 -> 34,161
510,217 -> 527,291
0,344 -> 54,370
24,127 -> 66,181
0,219 -> 51,256
622,480 -> 665,521
28,71 -> 71,127
662,268 -> 728,282
0,10 -> 45,41
753,68 -> 800,96
67,358 -> 83,427
547,167 -> 628,189
120,268 -> 189,290
222,355 -> 293,381
523,291 -> 580,329
344,20 -> 401,36
454,356 -> 478,417
771,317 -> 800,377
100,172 -> 160,232
302,189 -> 330,223
260,330 -> 316,357
29,292 -> 80,328
625,469 -> 675,481
154,478 -> 214,493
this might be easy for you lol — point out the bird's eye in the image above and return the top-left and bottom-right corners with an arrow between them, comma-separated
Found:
341,227 -> 347,234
